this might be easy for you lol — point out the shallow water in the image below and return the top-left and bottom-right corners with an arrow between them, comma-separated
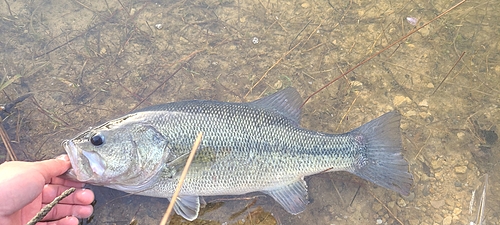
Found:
0,0 -> 499,224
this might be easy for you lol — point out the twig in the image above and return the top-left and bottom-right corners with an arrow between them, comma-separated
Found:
26,187 -> 76,225
31,97 -> 69,126
0,121 -> 16,161
159,132 -> 203,225
3,0 -> 13,16
413,132 -> 432,160
34,11 -> 118,59
72,0 -> 94,12
350,185 -> 361,207
335,92 -> 358,132
288,20 -> 311,50
369,190 -> 404,225
331,180 -> 345,206
244,22 -> 322,98
116,0 -> 128,14
129,50 -> 201,112
432,51 -> 466,95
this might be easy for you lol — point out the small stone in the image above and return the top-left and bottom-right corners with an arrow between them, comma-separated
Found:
433,214 -> 443,223
443,215 -> 452,225
350,80 -> 363,87
387,201 -> 395,209
430,159 -> 443,170
301,2 -> 310,8
408,219 -> 420,225
427,83 -> 435,88
495,65 -> 500,74
397,198 -> 407,207
274,80 -> 283,89
402,192 -> 415,201
445,198 -> 454,206
393,95 -> 411,106
457,132 -> 465,140
419,112 -> 431,119
405,110 -> 417,117
372,203 -> 382,212
419,25 -> 430,36
376,218 -> 383,224
454,165 -> 467,174
418,99 -> 429,107
430,199 -> 445,209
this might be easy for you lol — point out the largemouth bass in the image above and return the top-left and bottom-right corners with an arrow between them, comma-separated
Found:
63,87 -> 412,221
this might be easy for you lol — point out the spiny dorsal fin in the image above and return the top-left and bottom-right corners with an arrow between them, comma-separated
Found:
247,87 -> 302,124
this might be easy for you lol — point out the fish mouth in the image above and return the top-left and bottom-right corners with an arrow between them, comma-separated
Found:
62,140 -> 105,182
62,140 -> 82,179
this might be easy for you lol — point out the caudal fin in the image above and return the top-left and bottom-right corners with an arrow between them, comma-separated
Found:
350,111 -> 413,195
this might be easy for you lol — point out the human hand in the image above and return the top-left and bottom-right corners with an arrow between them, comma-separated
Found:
0,155 -> 94,225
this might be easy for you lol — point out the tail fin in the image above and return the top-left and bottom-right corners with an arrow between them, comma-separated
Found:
350,111 -> 413,196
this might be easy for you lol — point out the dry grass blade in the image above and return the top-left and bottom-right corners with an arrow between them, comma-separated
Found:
159,132 -> 203,225
0,74 -> 21,92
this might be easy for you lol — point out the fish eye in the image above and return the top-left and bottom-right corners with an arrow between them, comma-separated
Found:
90,134 -> 104,146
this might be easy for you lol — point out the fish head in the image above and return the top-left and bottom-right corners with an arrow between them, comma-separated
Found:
62,114 -> 169,191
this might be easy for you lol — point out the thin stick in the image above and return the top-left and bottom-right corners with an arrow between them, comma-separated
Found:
331,180 -> 345,206
432,51 -> 466,95
0,121 -> 16,161
244,22 -> 322,98
244,41 -> 302,99
3,0 -> 13,16
130,64 -> 180,111
27,187 -> 76,225
336,92 -> 358,132
301,0 -> 467,108
159,132 -> 203,225
369,190 -> 404,225
413,132 -> 432,160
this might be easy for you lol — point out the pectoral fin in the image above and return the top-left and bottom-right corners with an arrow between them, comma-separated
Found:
263,178 -> 309,214
169,195 -> 200,221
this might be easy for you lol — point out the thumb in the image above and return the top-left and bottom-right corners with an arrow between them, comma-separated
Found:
34,154 -> 72,183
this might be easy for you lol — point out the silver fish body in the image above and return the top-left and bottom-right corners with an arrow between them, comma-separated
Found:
63,87 -> 412,221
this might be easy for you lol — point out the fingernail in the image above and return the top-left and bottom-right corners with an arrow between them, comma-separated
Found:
56,154 -> 69,161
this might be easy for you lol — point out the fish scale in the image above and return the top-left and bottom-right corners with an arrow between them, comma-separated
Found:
63,87 -> 413,221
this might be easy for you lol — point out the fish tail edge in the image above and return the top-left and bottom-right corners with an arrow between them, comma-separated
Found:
350,111 -> 413,196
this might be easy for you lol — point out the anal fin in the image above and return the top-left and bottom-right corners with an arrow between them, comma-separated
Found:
263,178 -> 309,214
169,195 -> 200,221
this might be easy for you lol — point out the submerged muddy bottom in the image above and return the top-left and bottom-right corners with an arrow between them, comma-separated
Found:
0,0 -> 499,224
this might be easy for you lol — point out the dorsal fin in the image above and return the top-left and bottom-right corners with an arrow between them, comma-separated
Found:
247,87 -> 302,124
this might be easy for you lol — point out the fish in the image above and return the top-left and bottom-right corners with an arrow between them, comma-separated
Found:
62,87 -> 413,221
